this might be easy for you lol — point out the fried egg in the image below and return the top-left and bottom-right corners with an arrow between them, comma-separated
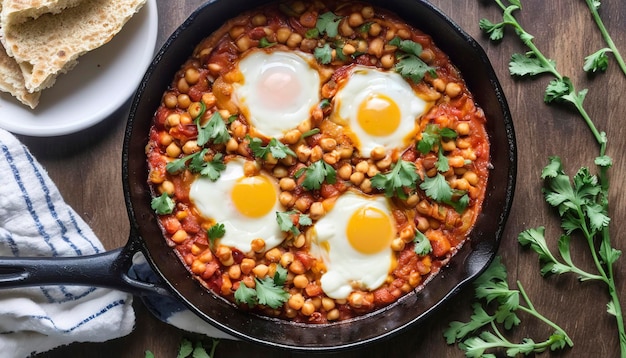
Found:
232,50 -> 321,138
312,191 -> 397,299
189,157 -> 284,253
331,66 -> 428,158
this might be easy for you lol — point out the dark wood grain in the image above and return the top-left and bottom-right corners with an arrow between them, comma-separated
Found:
18,0 -> 626,357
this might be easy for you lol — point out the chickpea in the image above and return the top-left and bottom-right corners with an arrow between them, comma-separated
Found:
350,171 -> 365,186
299,11 -> 317,28
159,181 -> 175,196
288,293 -> 305,310
295,196 -> 313,212
228,265 -> 242,280
171,230 -> 188,244
237,36 -> 253,52
240,258 -> 256,274
280,252 -> 295,268
279,191 -> 295,207
322,297 -> 335,311
293,274 -> 309,289
273,166 -> 289,178
289,259 -> 306,275
464,171 -> 479,186
276,27 -> 292,43
293,234 -> 306,248
226,138 -> 239,153
191,260 -> 206,275
251,238 -> 266,253
216,246 -> 234,266
310,146 -> 323,162
207,62 -> 222,74
165,113 -> 181,128
355,160 -> 369,173
391,238 -> 405,251
165,143 -> 181,158
381,53 -> 395,69
283,129 -> 301,144
456,122 -> 471,136
286,33 -> 303,48
309,202 -> 326,220
370,146 -> 386,160
164,93 -> 177,108
368,37 -> 384,58
229,26 -> 245,39
448,155 -> 466,168
279,178 -> 296,191
348,292 -> 364,308
177,94 -> 191,109
400,226 -> 415,242
338,163 -> 353,180
361,6 -> 375,19
251,14 -> 267,26
419,48 -> 435,63
339,19 -> 354,37
360,178 -> 372,193
441,139 -> 456,152
322,152 -> 339,165
252,264 -> 269,278
397,28 -> 411,40
319,138 -> 337,152
177,78 -> 189,94
369,23 -> 382,37
337,145 -> 354,159
406,194 -> 419,207
342,43 -> 356,56
327,308 -> 340,321
301,300 -> 316,316
184,68 -> 200,85
182,140 -> 200,155
199,250 -> 213,263
376,156 -> 392,170
445,82 -> 462,98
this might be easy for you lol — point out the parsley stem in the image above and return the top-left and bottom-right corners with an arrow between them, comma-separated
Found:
517,280 -> 574,347
583,0 -> 626,77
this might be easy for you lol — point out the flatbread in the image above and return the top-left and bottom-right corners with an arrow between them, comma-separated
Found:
2,0 -> 146,94
0,41 -> 39,108
0,0 -> 83,29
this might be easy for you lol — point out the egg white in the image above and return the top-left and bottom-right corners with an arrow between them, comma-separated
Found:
331,66 -> 428,158
189,157 -> 284,253
312,191 -> 396,299
232,50 -> 321,138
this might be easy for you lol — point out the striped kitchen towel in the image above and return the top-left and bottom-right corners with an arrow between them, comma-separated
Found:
0,128 -> 135,358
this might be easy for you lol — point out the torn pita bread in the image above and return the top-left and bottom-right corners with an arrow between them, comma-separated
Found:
2,0 -> 146,94
0,42 -> 39,108
0,0 -> 83,29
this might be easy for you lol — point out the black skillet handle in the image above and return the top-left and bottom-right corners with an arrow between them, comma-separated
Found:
0,235 -> 170,297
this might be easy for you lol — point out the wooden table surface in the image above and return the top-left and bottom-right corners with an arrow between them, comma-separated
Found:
13,0 -> 625,357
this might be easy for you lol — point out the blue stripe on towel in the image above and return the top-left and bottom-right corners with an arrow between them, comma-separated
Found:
1,142 -> 58,257
0,298 -> 128,335
67,209 -> 101,254
23,147 -> 82,256
0,229 -> 19,256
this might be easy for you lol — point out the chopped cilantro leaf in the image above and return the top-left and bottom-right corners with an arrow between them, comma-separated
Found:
259,37 -> 277,48
395,54 -> 437,83
234,283 -> 257,307
255,276 -> 289,308
414,230 -> 432,256
389,37 -> 423,57
301,160 -> 336,190
167,149 -> 226,181
199,111 -> 231,145
207,223 -> 225,244
249,136 -> 295,160
420,173 -> 453,203
276,210 -> 312,236
314,43 -> 333,64
151,192 -> 175,215
198,152 -> 226,181
371,159 -> 419,199
315,12 -> 342,38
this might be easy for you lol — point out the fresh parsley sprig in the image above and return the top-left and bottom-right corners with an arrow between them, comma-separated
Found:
417,124 -> 458,172
276,210 -> 312,236
151,192 -> 175,215
445,257 -> 573,357
234,265 -> 289,309
420,173 -> 469,213
581,0 -> 626,75
371,159 -> 419,199
248,136 -> 296,160
166,150 -> 226,181
197,111 -> 231,146
481,1 -> 624,355
389,37 -> 437,83
295,160 -> 337,191
413,229 -> 432,256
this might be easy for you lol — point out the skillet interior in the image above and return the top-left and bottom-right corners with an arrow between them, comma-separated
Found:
123,0 -> 516,351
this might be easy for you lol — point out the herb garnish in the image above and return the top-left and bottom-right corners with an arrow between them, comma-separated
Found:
475,0 -> 625,356
276,210 -> 312,236
389,37 -> 437,83
150,192 -> 175,215
315,12 -> 341,38
207,223 -> 226,247
445,257 -> 573,356
371,159 -> 418,200
417,124 -> 458,172
248,136 -> 296,160
420,173 -> 469,213
413,230 -> 432,256
234,265 -> 289,309
196,111 -> 231,146
314,43 -> 333,64
295,160 -> 337,190
166,150 -> 226,181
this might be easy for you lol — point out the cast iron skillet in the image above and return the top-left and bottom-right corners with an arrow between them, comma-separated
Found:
0,0 -> 516,352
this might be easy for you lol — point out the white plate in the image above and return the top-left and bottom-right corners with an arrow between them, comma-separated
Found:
0,0 -> 158,137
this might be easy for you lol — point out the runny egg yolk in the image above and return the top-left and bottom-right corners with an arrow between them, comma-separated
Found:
255,65 -> 302,110
357,93 -> 402,137
346,206 -> 394,254
231,175 -> 277,218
